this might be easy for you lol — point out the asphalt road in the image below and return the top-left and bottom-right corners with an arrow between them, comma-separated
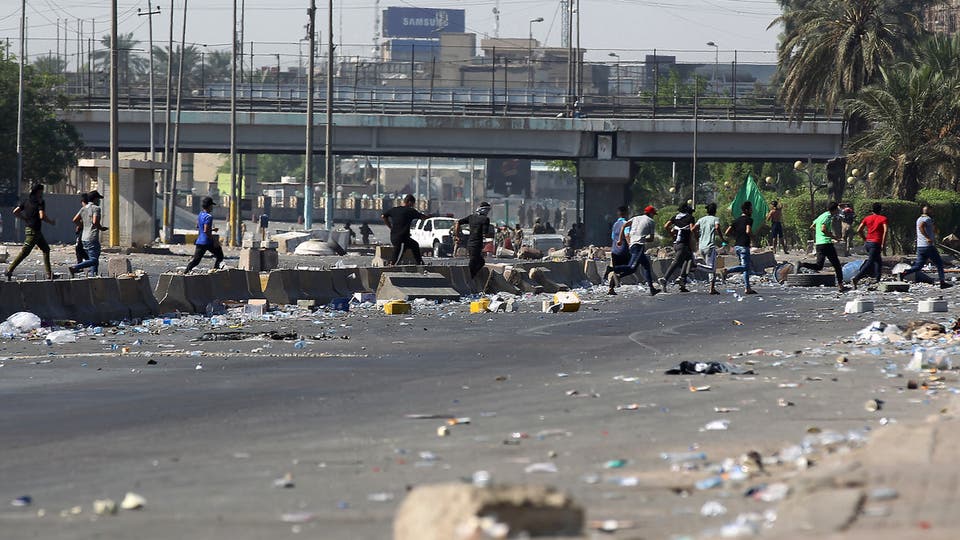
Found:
0,278 -> 955,539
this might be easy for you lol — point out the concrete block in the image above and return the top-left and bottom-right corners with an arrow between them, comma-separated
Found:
107,256 -> 133,278
239,248 -> 262,272
919,298 -> 948,313
376,272 -> 460,302
844,299 -> 874,314
528,267 -> 568,294
879,281 -> 909,293
394,483 -> 583,540
260,248 -> 279,271
372,245 -> 419,267
271,231 -> 312,254
297,299 -> 318,309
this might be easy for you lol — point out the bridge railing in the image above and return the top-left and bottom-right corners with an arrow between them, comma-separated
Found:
62,83 -> 834,122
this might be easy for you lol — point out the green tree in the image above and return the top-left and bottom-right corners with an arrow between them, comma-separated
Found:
90,33 -> 148,89
0,52 -> 83,200
152,45 -> 204,93
844,63 -> 960,200
770,0 -> 928,120
32,55 -> 67,76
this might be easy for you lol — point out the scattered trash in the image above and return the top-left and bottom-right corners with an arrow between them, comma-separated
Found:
93,498 -> 118,515
701,500 -> 728,517
44,330 -> 77,345
665,361 -> 754,375
702,420 -> 730,431
524,462 -> 558,474
273,473 -> 295,488
120,492 -> 146,510
10,495 -> 31,507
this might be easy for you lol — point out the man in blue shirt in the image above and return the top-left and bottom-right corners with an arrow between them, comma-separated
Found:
183,197 -> 224,273
609,206 -> 630,270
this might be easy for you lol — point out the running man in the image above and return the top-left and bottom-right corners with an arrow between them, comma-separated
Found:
609,206 -> 630,271
183,197 -> 225,273
692,202 -> 725,295
766,200 -> 787,254
659,202 -> 695,293
74,192 -> 89,265
69,190 -> 108,277
6,183 -> 56,281
604,205 -> 660,296
454,201 -> 493,280
359,222 -> 373,245
381,194 -> 426,265
722,201 -> 756,295
798,202 -> 847,292
851,202 -> 888,289
899,205 -> 953,289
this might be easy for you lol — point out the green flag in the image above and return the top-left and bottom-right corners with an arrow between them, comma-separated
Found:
729,175 -> 769,230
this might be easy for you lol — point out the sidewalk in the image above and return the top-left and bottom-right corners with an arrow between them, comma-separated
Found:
770,398 -> 960,539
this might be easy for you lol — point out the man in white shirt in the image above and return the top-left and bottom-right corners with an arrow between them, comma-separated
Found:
603,205 -> 661,296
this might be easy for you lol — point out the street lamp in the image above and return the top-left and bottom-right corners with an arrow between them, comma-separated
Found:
706,41 -> 719,96
607,52 -> 620,96
528,17 -> 544,91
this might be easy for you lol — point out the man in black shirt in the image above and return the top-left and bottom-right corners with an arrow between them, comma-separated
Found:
659,203 -> 695,293
454,201 -> 493,279
6,183 -> 56,281
74,192 -> 89,264
381,194 -> 426,265
722,201 -> 757,295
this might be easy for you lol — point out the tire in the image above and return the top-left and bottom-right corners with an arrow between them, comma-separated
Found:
786,273 -> 836,287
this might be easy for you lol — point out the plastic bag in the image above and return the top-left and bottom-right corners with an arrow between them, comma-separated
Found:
7,312 -> 41,332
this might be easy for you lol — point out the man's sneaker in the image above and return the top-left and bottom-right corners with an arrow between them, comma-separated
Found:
68,266 -> 78,278
4,271 -> 11,282
708,288 -> 720,295
838,285 -> 850,293
657,277 -> 667,291
719,268 -> 728,282
895,272 -> 905,282
649,287 -> 661,296
744,288 -> 758,295
607,287 -> 617,295
941,282 -> 954,289
678,285 -> 690,293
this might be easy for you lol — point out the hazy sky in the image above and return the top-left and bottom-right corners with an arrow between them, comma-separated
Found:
0,0 -> 785,68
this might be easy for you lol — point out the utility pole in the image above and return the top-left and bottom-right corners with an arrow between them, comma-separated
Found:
109,0 -> 120,246
324,0 -> 335,228
138,2 -> 161,162
168,0 -> 189,244
161,0 -> 174,241
230,0 -> 239,245
304,0 -> 316,229
16,0 -> 25,205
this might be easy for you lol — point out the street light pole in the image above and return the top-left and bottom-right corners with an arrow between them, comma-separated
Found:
706,41 -> 718,96
16,0 -> 25,204
607,52 -> 620,96
324,0 -> 335,228
109,0 -> 120,246
527,17 -> 543,92
137,2 -> 161,163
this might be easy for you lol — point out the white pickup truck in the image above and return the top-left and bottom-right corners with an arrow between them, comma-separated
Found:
410,217 -> 459,257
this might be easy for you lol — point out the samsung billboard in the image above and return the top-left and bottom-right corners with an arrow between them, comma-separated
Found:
383,7 -> 466,38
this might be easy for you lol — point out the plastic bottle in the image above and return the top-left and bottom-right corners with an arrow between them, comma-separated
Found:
660,451 -> 707,463
695,476 -> 723,490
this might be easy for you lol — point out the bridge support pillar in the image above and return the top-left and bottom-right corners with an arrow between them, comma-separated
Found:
244,154 -> 259,198
179,152 -> 195,193
579,159 -> 632,247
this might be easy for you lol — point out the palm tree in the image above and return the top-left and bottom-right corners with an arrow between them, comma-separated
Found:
152,44 -> 203,92
844,64 -> 960,200
769,0 -> 928,121
32,55 -> 67,76
203,49 -> 233,84
90,33 -> 149,90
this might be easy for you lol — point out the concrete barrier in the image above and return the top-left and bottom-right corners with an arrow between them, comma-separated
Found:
329,268 -> 369,297
18,280 -> 70,321
478,265 -> 521,295
376,272 -> 461,302
298,270 -> 342,305
117,275 -> 160,319
428,265 -> 477,296
262,269 -> 305,306
87,278 -> 132,322
208,269 -> 262,303
155,273 -> 214,314
528,267 -> 568,294
583,260 -> 602,285
0,281 -> 24,321
358,267 -> 387,292
372,245 -> 420,267
504,265 -> 543,294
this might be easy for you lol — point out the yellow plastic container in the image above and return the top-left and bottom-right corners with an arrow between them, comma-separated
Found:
383,300 -> 411,315
470,299 -> 491,313
552,291 -> 581,313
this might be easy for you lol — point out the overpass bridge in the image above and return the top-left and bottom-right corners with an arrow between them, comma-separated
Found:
57,103 -> 845,245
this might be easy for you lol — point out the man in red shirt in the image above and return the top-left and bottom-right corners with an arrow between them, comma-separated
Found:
851,202 -> 888,289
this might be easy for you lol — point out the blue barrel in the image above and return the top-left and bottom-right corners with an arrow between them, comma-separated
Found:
842,260 -> 867,282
